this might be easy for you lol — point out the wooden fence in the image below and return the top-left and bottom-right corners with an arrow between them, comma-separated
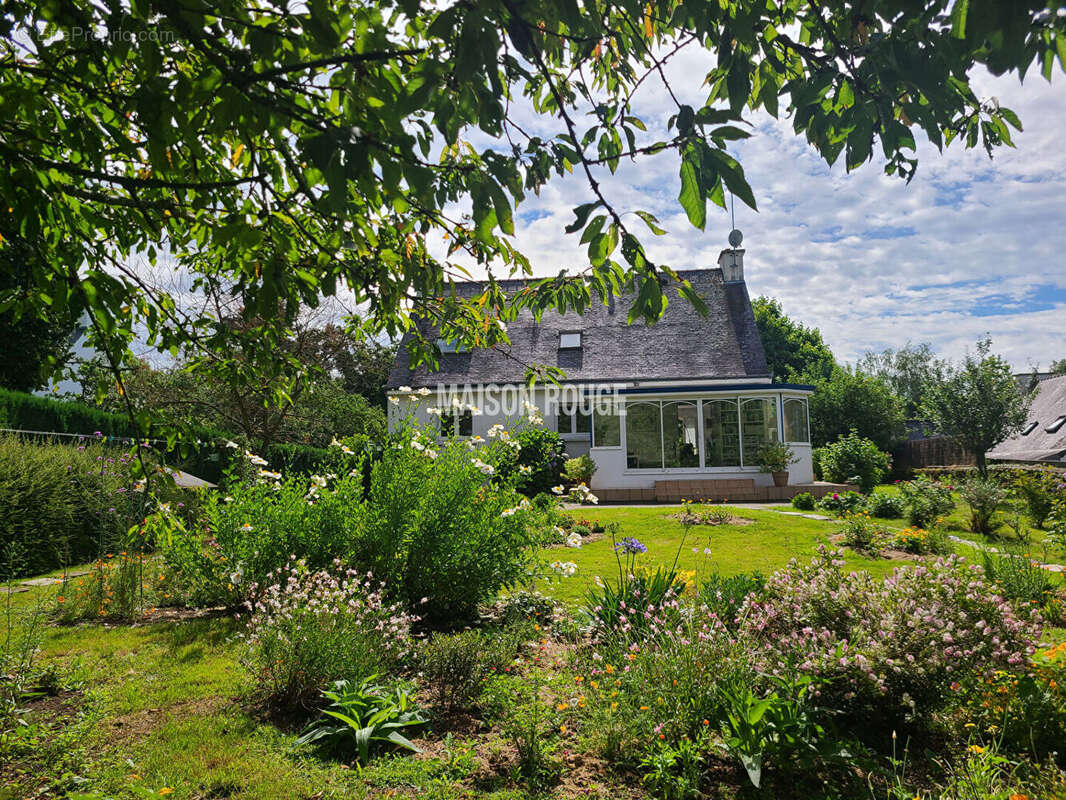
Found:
892,436 -> 975,471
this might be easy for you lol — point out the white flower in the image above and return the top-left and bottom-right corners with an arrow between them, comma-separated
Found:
411,439 -> 425,451
552,525 -> 567,540
425,448 -> 438,459
225,440 -> 239,449
566,532 -> 583,548
245,451 -> 268,466
472,459 -> 495,475
223,496 -> 234,503
398,385 -> 413,393
259,469 -> 281,481
427,407 -> 443,416
594,575 -> 605,588
518,464 -> 532,475
468,406 -> 482,415
551,485 -> 565,495
388,396 -> 400,405
501,507 -> 518,518
487,424 -> 506,438
416,387 -> 431,397
310,474 -> 327,488
239,523 -> 254,533
451,396 -> 463,407
341,445 -> 354,455
329,437 -> 342,448
550,561 -> 578,577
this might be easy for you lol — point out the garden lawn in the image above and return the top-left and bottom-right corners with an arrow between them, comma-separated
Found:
537,505 -> 899,606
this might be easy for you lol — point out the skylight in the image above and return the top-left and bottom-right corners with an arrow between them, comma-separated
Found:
1022,421 -> 1038,435
559,331 -> 582,349
436,338 -> 469,354
1047,415 -> 1066,434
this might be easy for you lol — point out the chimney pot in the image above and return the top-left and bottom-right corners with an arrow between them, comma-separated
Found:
718,248 -> 745,282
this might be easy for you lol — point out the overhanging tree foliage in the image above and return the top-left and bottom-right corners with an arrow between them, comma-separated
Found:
751,296 -> 836,383
2,0 -> 1063,419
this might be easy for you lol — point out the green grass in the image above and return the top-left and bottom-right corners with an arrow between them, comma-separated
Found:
537,505 -> 900,606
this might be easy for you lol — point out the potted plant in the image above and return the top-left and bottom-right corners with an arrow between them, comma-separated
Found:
756,441 -> 798,487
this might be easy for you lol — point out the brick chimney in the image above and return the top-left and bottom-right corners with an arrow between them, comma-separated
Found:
718,248 -> 744,283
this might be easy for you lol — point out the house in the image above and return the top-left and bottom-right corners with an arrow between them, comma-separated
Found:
386,248 -> 843,503
989,373 -> 1066,464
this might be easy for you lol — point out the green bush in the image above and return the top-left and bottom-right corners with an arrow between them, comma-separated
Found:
790,492 -> 815,511
240,560 -> 417,710
699,571 -> 765,627
0,435 -> 144,576
563,454 -> 597,485
812,431 -> 890,493
1011,468 -> 1064,529
980,549 -> 1055,607
420,629 -> 522,713
155,421 -> 538,623
494,424 -> 565,497
815,490 -> 865,516
864,490 -> 904,518
958,474 -> 1008,534
898,474 -> 956,528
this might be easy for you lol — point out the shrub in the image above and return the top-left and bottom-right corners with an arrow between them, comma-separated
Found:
420,629 -> 522,713
813,431 -> 891,493
155,421 -> 539,622
497,425 -> 566,498
699,571 -> 765,628
563,454 -> 597,485
958,474 -> 1008,534
493,590 -> 558,628
1011,468 -> 1064,529
891,526 -> 950,555
295,677 -> 426,762
898,474 -> 956,528
838,511 -> 887,552
239,559 -> 417,710
739,548 -> 1042,725
355,428 -> 538,623
790,492 -> 815,511
865,490 -> 904,519
816,490 -> 865,516
0,435 -> 145,576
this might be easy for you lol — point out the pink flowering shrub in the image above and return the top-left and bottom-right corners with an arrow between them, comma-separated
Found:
240,559 -> 418,710
739,547 -> 1042,719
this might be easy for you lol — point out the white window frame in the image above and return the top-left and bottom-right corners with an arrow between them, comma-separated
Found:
559,331 -> 582,349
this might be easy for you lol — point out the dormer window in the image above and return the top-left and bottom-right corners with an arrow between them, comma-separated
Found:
436,338 -> 469,354
1047,415 -> 1066,434
559,331 -> 582,349
1022,421 -> 1039,435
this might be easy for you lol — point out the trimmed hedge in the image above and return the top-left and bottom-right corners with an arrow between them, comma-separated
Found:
0,390 -> 341,480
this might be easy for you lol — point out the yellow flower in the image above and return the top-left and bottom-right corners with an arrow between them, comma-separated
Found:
967,745 -> 986,754
158,790 -> 174,796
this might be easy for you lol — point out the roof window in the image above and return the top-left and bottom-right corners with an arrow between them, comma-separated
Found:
559,331 -> 582,349
1046,415 -> 1066,434
436,338 -> 469,354
1021,421 -> 1038,435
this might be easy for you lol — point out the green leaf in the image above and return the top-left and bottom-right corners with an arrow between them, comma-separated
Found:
678,146 -> 706,230
635,210 -> 666,235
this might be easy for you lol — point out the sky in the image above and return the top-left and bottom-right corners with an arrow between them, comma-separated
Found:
436,48 -> 1066,371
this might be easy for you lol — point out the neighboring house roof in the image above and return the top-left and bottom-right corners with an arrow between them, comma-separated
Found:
989,374 -> 1066,463
386,268 -> 770,389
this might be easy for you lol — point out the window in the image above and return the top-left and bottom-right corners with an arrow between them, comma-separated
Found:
593,406 -> 621,447
559,331 -> 582,349
1047,415 -> 1066,434
703,399 -> 740,467
783,398 -> 810,443
436,338 -> 469,353
440,409 -> 473,437
740,398 -> 778,467
625,401 -> 663,469
557,406 -> 591,436
1022,421 -> 1039,436
663,401 -> 700,468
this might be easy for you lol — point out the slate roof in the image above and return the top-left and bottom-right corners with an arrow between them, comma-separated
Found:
989,374 -> 1066,463
387,269 -> 770,389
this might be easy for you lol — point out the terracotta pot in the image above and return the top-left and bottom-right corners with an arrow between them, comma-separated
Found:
771,471 -> 789,487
